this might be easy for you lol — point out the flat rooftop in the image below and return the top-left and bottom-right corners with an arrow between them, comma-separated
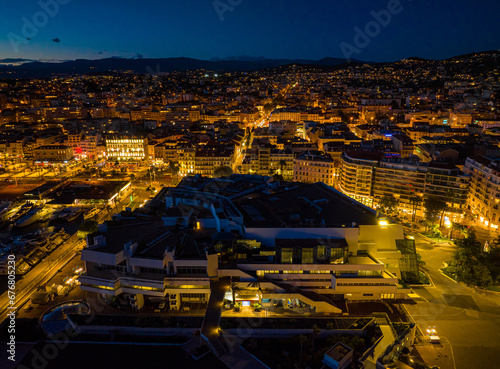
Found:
324,342 -> 353,363
87,217 -> 214,260
233,182 -> 377,228
45,180 -> 129,204
23,180 -> 64,198
177,174 -> 270,199
87,217 -> 168,255
276,238 -> 347,249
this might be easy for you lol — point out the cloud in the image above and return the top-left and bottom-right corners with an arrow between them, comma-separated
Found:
52,38 -> 61,43
135,53 -> 143,59
96,51 -> 104,55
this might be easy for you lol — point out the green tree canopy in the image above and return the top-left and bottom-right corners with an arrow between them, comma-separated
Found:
77,219 -> 98,240
424,196 -> 447,224
379,194 -> 399,216
453,231 -> 493,287
213,166 -> 233,177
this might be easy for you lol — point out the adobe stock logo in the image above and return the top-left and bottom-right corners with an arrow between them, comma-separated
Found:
213,0 -> 243,21
340,0 -> 406,62
7,0 -> 71,53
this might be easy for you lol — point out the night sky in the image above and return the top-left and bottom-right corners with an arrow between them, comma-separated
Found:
1,0 -> 499,62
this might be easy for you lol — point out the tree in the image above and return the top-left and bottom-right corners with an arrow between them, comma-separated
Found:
379,194 -> 399,216
278,160 -> 287,175
229,280 -> 241,306
424,196 -> 447,225
247,281 -> 262,303
410,195 -> 422,222
77,219 -> 98,239
453,231 -> 494,287
213,166 -> 233,178
168,161 -> 180,184
451,222 -> 467,239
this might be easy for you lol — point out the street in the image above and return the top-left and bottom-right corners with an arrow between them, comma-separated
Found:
404,233 -> 500,369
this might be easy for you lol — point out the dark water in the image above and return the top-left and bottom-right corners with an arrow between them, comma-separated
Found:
7,215 -> 84,238
0,215 -> 84,295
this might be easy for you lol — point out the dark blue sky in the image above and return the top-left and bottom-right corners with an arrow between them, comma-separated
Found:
1,0 -> 499,62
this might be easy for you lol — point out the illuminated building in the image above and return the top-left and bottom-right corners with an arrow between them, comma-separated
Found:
33,144 -> 74,163
293,152 -> 336,186
339,151 -> 381,206
106,136 -> 148,161
79,181 -> 413,315
464,156 -> 500,229
340,151 -> 469,218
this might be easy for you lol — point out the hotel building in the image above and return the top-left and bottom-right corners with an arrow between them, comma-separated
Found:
105,136 -> 148,161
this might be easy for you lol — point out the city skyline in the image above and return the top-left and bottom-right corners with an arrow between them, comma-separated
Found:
1,2 -> 500,369
0,0 -> 499,62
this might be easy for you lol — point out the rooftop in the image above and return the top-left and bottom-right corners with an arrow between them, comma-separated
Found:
324,342 -> 353,363
234,182 -> 377,228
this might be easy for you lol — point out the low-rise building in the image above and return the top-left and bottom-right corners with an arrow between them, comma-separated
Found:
33,144 -> 73,163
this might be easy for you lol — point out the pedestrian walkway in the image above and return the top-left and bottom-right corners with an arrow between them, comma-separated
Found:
201,277 -> 230,356
219,335 -> 270,369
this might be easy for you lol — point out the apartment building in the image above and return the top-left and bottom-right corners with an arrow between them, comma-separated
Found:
391,134 -> 414,158
194,146 -> 234,176
373,159 -> 468,219
339,151 -> 382,206
33,144 -> 74,163
293,152 -> 336,186
340,152 -> 469,219
269,120 -> 297,133
463,156 -> 500,229
241,146 -> 294,179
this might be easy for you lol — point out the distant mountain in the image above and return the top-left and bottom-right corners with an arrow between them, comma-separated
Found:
0,58 -> 36,66
0,56 -> 368,78
0,51 -> 497,78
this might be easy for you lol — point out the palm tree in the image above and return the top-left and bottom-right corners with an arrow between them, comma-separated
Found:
168,161 -> 180,184
247,281 -> 262,303
229,280 -> 241,306
410,195 -> 422,222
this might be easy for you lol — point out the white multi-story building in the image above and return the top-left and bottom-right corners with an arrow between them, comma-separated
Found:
79,180 -> 413,314
464,156 -> 500,229
105,136 -> 148,161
